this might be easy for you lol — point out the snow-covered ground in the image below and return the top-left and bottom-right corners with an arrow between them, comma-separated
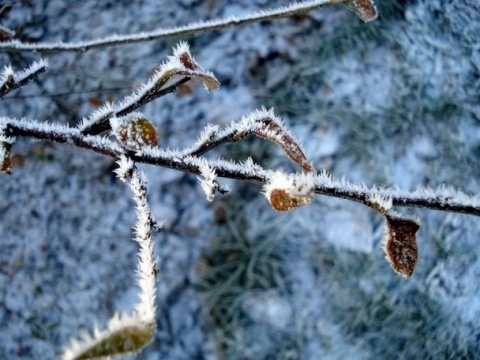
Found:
0,1 -> 479,359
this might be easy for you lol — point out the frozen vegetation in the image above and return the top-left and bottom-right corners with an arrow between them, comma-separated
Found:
0,0 -> 479,359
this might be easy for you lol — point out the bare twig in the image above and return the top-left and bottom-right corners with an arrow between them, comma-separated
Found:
0,0 -> 349,54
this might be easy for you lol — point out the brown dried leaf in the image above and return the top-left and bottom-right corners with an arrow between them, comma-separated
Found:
0,25 -> 14,42
269,188 -> 312,211
1,156 -> 12,175
344,0 -> 378,22
254,119 -> 314,172
198,74 -> 221,92
87,96 -> 103,108
383,214 -> 419,278
71,325 -> 155,360
178,52 -> 200,71
177,50 -> 220,92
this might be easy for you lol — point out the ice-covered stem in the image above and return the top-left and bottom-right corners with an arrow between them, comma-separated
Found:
80,42 -> 219,135
81,77 -> 189,135
0,0 -> 376,54
128,167 -> 158,325
3,116 -> 480,217
63,160 -> 158,360
0,59 -> 48,97
313,172 -> 480,217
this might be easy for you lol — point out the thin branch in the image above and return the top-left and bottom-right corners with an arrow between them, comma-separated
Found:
0,0 -> 343,54
81,77 -> 190,136
0,59 -> 48,97
4,117 -> 480,217
1,85 -> 134,100
80,42 -> 219,135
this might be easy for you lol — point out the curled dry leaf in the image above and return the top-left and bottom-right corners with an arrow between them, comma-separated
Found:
269,188 -> 312,211
383,214 -> 420,278
344,0 -> 378,22
65,324 -> 155,360
178,52 -> 199,71
264,172 -> 314,211
175,44 -> 220,92
254,119 -> 314,173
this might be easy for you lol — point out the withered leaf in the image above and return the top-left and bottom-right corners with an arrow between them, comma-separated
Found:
1,142 -> 13,175
254,119 -> 314,172
383,214 -> 420,278
344,0 -> 378,22
178,52 -> 200,71
71,325 -> 155,360
177,50 -> 220,92
269,188 -> 312,211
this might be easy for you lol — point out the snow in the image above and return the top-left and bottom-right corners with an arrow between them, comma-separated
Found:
0,0 -> 479,359
323,201 -> 374,253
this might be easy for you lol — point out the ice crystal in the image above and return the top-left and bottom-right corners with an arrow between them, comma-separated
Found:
114,155 -> 135,182
198,160 -> 218,202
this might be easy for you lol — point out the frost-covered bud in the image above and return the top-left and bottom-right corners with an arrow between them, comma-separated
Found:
111,112 -> 158,151
263,172 -> 314,211
0,138 -> 14,175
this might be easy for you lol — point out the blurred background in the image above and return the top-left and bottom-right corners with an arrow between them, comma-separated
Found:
0,1 -> 479,359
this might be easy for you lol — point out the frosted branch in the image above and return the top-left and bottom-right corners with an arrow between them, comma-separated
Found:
0,0 -> 376,54
63,166 -> 158,359
80,42 -> 218,135
0,59 -> 48,97
4,116 -> 480,217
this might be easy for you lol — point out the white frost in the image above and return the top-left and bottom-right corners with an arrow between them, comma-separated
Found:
198,160 -> 218,202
